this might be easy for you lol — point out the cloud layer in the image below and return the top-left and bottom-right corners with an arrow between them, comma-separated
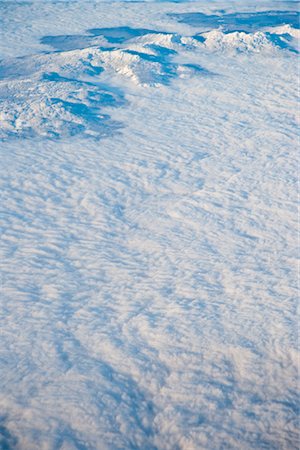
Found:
0,1 -> 298,449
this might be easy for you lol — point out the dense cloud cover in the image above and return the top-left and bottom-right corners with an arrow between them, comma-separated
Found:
0,1 -> 299,449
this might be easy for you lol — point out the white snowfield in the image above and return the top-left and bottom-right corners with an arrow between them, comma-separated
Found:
0,1 -> 299,449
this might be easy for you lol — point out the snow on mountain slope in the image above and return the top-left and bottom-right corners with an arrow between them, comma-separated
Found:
0,2 -> 299,450
0,22 -> 298,138
196,30 -> 279,52
0,29 -> 214,138
0,46 -> 126,138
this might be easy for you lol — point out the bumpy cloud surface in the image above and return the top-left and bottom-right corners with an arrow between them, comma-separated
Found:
0,1 -> 299,449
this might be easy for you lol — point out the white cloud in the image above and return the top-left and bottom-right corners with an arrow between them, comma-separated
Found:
0,1 -> 298,449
